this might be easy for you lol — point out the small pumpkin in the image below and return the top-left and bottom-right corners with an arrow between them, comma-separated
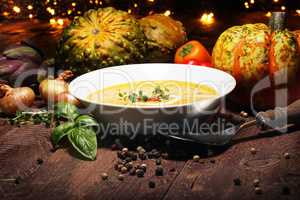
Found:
212,12 -> 300,109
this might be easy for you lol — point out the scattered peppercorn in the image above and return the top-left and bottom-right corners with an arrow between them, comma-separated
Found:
149,181 -> 156,188
240,111 -> 248,118
121,166 -> 128,174
253,179 -> 260,187
282,186 -> 290,195
140,163 -> 147,172
117,164 -> 123,172
118,174 -> 125,181
125,162 -> 133,170
139,153 -> 147,160
193,155 -> 200,162
233,178 -> 241,186
156,159 -> 161,165
132,153 -> 138,161
284,153 -> 290,159
36,158 -> 43,165
101,173 -> 108,180
155,166 -> 164,176
122,147 -> 129,153
136,146 -> 143,152
125,157 -> 132,163
136,169 -> 144,177
255,187 -> 262,194
250,147 -> 257,155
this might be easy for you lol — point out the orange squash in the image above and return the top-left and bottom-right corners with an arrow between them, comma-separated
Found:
212,12 -> 300,109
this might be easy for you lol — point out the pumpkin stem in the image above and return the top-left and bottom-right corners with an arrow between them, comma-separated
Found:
57,70 -> 74,81
269,12 -> 286,32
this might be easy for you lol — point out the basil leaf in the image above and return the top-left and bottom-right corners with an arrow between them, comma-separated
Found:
67,128 -> 97,160
75,115 -> 99,130
51,122 -> 75,146
55,102 -> 80,120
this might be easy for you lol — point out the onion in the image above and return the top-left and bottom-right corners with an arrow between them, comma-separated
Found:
0,84 -> 35,115
39,70 -> 73,103
56,92 -> 80,106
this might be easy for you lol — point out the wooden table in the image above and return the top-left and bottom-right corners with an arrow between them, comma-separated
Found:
1,110 -> 300,200
1,16 -> 300,200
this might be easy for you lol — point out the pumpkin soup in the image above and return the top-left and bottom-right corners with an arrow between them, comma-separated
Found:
87,80 -> 218,106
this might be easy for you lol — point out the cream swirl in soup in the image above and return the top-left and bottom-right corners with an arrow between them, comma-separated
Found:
86,80 -> 218,106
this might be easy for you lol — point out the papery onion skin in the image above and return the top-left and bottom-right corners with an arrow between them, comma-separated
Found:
56,92 -> 80,106
0,84 -> 35,115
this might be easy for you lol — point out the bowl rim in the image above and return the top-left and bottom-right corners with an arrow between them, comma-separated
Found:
69,63 -> 236,109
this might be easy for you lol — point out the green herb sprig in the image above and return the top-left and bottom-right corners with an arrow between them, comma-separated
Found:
9,110 -> 53,127
51,103 -> 99,160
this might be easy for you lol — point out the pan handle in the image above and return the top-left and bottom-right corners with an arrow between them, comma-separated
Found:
256,99 -> 300,129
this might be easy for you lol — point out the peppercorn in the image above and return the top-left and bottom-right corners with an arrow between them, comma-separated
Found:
233,178 -> 241,186
122,147 -> 129,153
36,158 -> 44,165
250,147 -> 257,155
255,187 -> 262,194
193,155 -> 200,162
121,166 -> 128,174
125,157 -> 132,163
282,186 -> 290,195
284,153 -> 290,159
117,164 -> 124,172
101,173 -> 108,180
139,153 -> 147,160
140,163 -> 147,172
156,159 -> 161,165
253,179 -> 260,187
125,162 -> 133,170
118,174 -> 125,181
155,166 -> 164,176
117,151 -> 125,159
148,181 -> 156,188
132,153 -> 138,161
136,146 -> 143,152
240,111 -> 248,118
136,169 -> 144,177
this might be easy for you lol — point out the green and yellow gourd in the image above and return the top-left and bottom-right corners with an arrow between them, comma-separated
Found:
57,7 -> 147,75
212,12 -> 300,108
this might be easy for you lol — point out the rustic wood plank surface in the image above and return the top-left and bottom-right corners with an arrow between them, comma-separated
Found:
1,16 -> 300,200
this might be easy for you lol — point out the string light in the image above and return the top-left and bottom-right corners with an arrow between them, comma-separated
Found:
244,2 -> 249,9
265,12 -> 272,17
281,6 -> 286,11
296,10 -> 300,16
250,0 -> 255,4
164,10 -> 171,16
57,18 -> 64,26
49,18 -> 56,25
13,6 -> 21,13
200,12 -> 215,25
29,14 -> 33,19
273,0 -> 279,2
71,2 -> 76,7
27,5 -> 33,10
2,11 -> 10,17
134,3 -> 138,8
